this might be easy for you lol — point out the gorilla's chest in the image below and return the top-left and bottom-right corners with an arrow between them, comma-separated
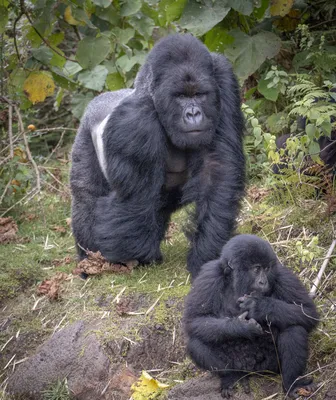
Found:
165,143 -> 188,189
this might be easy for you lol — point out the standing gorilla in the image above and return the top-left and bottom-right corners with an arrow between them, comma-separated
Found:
70,34 -> 245,277
184,234 -> 319,398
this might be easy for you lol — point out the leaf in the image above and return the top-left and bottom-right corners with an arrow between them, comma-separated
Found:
225,30 -> 281,79
204,26 -> 234,53
116,53 -> 146,73
120,0 -> 142,16
305,123 -> 316,139
31,46 -> 53,65
52,69 -> 78,90
106,73 -> 125,91
308,141 -> 320,158
158,0 -> 187,25
92,0 -> 111,7
0,217 -> 18,244
63,60 -> 83,76
23,72 -> 55,104
96,4 -> 120,24
78,65 -> 108,91
227,0 -> 254,15
254,0 -> 269,19
71,92 -> 95,120
76,36 -> 111,69
131,371 -> 169,400
36,272 -> 69,300
112,27 -> 135,45
64,5 -> 82,25
179,0 -> 230,37
129,13 -> 155,40
270,0 -> 294,17
258,78 -> 280,101
0,5 -> 9,34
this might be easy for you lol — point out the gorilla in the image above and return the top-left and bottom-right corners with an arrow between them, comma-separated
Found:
184,234 -> 319,398
273,131 -> 336,174
70,34 -> 245,277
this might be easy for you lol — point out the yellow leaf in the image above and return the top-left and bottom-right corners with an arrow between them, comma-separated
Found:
64,6 -> 80,25
270,0 -> 294,17
131,371 -> 169,400
23,72 -> 55,104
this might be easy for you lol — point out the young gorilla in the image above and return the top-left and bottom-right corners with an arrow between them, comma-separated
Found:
70,34 -> 245,278
184,234 -> 319,398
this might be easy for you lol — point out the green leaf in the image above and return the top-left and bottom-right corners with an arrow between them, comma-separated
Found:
112,27 -> 135,45
204,26 -> 234,53
129,13 -> 155,40
78,65 -> 109,91
308,141 -> 320,157
76,36 -> 111,69
254,0 -> 269,19
120,0 -> 142,16
31,46 -> 53,65
106,72 -> 125,91
179,0 -> 230,37
96,5 -> 120,24
54,88 -> 64,111
71,92 -> 95,120
92,0 -> 111,7
227,0 -> 254,15
52,68 -> 78,90
305,123 -> 316,139
63,60 -> 83,76
116,52 -> 146,73
258,78 -> 279,102
225,30 -> 281,79
48,32 -> 65,47
0,6 -> 9,34
50,49 -> 66,69
158,0 -> 187,25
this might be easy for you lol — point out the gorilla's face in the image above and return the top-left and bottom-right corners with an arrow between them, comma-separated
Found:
153,66 -> 221,150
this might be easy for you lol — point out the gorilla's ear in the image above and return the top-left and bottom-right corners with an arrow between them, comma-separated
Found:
134,63 -> 154,96
222,258 -> 233,276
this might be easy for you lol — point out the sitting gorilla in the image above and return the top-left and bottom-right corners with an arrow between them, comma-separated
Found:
184,234 -> 319,398
70,34 -> 245,277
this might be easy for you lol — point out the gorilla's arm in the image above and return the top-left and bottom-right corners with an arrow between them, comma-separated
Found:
184,261 -> 263,343
239,266 -> 319,332
187,55 -> 245,277
103,94 -> 165,200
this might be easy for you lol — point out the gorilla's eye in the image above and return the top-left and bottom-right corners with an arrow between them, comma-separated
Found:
264,266 -> 270,272
253,265 -> 261,273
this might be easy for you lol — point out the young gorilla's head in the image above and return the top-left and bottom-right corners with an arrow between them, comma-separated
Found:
220,234 -> 278,297
140,34 -> 221,150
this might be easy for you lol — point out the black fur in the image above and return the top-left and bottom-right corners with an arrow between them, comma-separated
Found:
70,34 -> 245,277
184,234 -> 319,398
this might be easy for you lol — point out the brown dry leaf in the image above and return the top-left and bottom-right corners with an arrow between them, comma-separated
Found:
115,298 -> 132,316
165,221 -> 178,242
73,251 -> 137,276
52,225 -> 67,234
0,217 -> 18,244
36,272 -> 69,300
52,256 -> 73,267
247,186 -> 271,203
297,387 -> 313,396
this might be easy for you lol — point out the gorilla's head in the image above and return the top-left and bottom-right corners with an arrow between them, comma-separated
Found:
138,35 -> 221,150
220,234 -> 278,297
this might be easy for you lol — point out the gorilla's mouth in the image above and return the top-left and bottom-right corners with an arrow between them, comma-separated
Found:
185,130 -> 203,136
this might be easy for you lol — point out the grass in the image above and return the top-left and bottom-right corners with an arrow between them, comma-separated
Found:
0,178 -> 335,399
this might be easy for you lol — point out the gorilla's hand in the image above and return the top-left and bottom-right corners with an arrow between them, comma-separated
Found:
238,295 -> 263,322
238,311 -> 263,335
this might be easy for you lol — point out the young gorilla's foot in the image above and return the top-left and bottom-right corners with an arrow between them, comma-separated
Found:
220,372 -> 248,399
288,379 -> 317,398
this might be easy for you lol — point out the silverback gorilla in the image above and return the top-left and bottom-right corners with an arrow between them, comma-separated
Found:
70,34 -> 245,277
184,234 -> 319,398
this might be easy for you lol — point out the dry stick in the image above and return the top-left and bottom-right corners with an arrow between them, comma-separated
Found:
8,104 -> 13,158
14,105 -> 41,193
43,130 -> 66,164
310,239 -> 336,297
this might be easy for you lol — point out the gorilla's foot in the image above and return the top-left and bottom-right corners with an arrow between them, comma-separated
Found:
288,380 -> 317,399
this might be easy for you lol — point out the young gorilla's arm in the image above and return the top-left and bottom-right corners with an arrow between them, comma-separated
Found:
238,265 -> 319,332
184,261 -> 263,344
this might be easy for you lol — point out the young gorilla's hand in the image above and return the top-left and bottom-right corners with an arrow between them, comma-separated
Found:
238,311 -> 263,335
237,294 -> 262,322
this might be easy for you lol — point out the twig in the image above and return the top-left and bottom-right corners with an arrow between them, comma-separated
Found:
8,104 -> 13,158
0,187 -> 38,217
310,239 -> 336,296
0,178 -> 13,205
43,130 -> 66,164
14,105 -> 41,193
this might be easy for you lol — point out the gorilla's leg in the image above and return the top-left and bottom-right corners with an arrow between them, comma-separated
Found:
94,193 -> 171,264
277,326 -> 312,397
219,372 -> 250,399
